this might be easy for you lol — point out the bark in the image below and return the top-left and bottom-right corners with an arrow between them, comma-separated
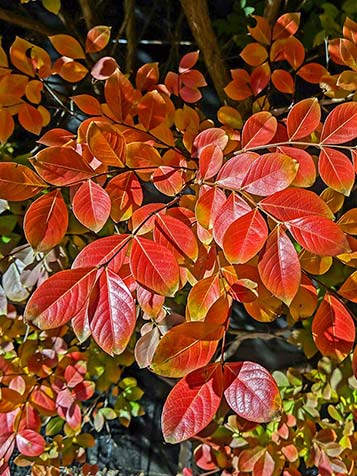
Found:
0,6 -> 60,37
124,0 -> 137,75
78,0 -> 97,30
179,0 -> 230,103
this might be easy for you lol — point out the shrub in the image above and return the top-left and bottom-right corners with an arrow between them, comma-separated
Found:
0,11 -> 356,476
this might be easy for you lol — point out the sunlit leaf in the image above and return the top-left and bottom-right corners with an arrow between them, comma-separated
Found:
24,190 -> 68,252
312,294 -> 355,361
151,322 -> 223,377
162,363 -> 223,443
72,180 -> 111,232
0,163 -> 46,201
224,361 -> 281,422
318,147 -> 355,196
130,236 -> 179,296
258,227 -> 301,306
320,102 -> 357,144
287,98 -> 321,140
85,25 -> 111,54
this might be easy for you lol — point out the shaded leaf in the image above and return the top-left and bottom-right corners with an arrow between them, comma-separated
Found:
87,122 -> 126,167
49,34 -> 85,59
85,26 -> 111,53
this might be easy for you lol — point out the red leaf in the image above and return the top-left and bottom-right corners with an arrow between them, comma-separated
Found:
318,147 -> 355,196
240,153 -> 298,196
152,166 -> 184,196
85,25 -> 111,54
259,189 -> 334,221
88,268 -> 136,355
216,152 -> 258,191
32,146 -> 94,186
287,98 -> 321,140
241,112 -> 277,149
254,451 -> 275,476
271,69 -> 294,94
273,13 -> 300,40
106,171 -> 143,222
199,144 -> 223,180
0,162 -> 46,201
130,236 -> 180,296
72,180 -> 111,232
24,268 -> 98,329
87,122 -> 126,167
91,56 -> 118,80
16,429 -> 45,457
213,192 -> 251,247
312,294 -> 355,361
153,214 -> 198,263
286,216 -> 349,256
223,209 -> 268,264
24,190 -> 68,252
320,102 -> 357,144
161,363 -> 223,443
195,187 -> 227,229
277,146 -> 316,187
192,128 -> 228,158
73,234 -> 130,272
223,361 -> 281,422
258,227 -> 301,306
138,90 -> 166,130
151,322 -> 223,377
250,62 -> 271,96
179,51 -> 199,72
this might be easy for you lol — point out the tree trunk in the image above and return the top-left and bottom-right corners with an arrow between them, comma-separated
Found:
179,0 -> 230,103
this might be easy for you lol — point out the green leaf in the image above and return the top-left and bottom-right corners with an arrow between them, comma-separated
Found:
42,0 -> 61,14
46,416 -> 64,436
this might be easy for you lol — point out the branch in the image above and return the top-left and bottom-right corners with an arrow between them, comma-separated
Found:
78,0 -> 97,30
124,0 -> 137,75
264,0 -> 282,25
0,6 -> 60,37
179,0 -> 230,104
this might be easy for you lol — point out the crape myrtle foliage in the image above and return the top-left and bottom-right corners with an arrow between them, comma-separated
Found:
188,355 -> 357,476
0,11 -> 357,476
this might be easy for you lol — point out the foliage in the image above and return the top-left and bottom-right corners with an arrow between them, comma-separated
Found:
187,355 -> 357,476
0,8 -> 356,476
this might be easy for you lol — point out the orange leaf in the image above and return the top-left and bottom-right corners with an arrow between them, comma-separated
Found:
87,122 -> 126,167
85,25 -> 111,53
271,69 -> 294,94
49,34 -> 85,59
0,162 -> 46,201
248,16 -> 271,45
0,109 -> 14,144
32,146 -> 94,185
151,322 -> 223,377
18,103 -> 43,135
287,98 -> 321,140
339,270 -> 357,302
106,171 -> 143,222
273,13 -> 301,40
71,94 -> 102,115
138,90 -> 166,130
240,43 -> 268,67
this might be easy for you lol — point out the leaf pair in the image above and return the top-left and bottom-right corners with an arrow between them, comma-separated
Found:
162,361 -> 281,444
